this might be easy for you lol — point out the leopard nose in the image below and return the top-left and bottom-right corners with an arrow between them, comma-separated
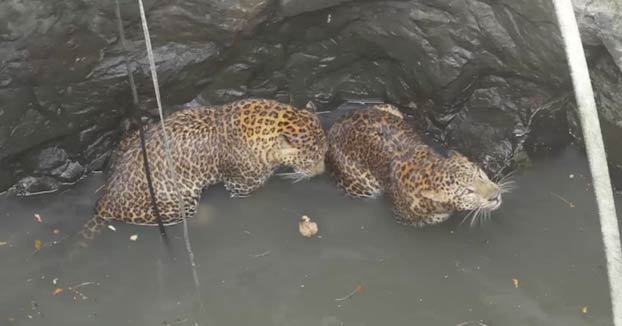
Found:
314,160 -> 325,175
307,159 -> 325,176
488,189 -> 501,203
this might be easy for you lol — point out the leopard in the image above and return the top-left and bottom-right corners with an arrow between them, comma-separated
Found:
79,98 -> 328,240
327,103 -> 510,227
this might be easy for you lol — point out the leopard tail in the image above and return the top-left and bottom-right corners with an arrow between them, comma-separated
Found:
78,215 -> 109,241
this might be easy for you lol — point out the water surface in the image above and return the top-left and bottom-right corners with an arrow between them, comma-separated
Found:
0,147 -> 620,326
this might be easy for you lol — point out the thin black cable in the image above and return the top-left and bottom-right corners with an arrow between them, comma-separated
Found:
114,0 -> 168,242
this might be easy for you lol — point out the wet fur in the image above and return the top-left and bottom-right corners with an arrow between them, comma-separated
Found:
327,104 -> 505,226
80,98 -> 327,240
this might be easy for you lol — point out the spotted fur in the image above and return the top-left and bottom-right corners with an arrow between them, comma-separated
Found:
80,98 -> 327,239
327,104 -> 503,226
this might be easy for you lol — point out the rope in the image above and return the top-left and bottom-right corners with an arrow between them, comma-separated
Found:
136,0 -> 204,312
113,0 -> 168,242
552,1 -> 622,325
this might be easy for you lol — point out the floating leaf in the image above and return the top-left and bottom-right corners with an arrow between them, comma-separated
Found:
129,234 -> 138,241
52,288 -> 64,296
299,215 -> 318,237
34,240 -> 42,251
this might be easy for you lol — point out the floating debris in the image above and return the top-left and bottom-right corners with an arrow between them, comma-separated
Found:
456,321 -> 488,326
162,318 -> 190,326
52,288 -> 64,296
581,306 -> 588,314
34,214 -> 43,223
334,284 -> 364,301
129,234 -> 138,241
299,215 -> 318,237
0,241 -> 7,247
53,229 -> 60,235
34,240 -> 42,251
251,251 -> 271,258
550,192 -> 576,208
68,282 -> 98,301
107,225 -> 117,232
512,278 -> 519,288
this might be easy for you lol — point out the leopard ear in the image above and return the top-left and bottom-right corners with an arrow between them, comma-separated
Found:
304,101 -> 317,113
420,188 -> 451,203
448,150 -> 472,163
448,150 -> 460,157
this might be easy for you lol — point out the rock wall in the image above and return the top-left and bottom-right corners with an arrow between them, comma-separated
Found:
1,0 -> 621,194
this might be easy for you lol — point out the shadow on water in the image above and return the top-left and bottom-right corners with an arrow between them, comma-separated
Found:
0,146 -> 620,326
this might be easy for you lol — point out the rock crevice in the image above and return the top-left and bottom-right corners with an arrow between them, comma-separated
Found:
1,0 -> 621,194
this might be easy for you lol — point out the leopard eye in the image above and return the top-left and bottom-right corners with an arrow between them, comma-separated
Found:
462,187 -> 475,195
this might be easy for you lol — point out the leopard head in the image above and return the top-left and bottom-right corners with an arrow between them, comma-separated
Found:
420,151 -> 503,214
390,147 -> 510,226
275,107 -> 328,182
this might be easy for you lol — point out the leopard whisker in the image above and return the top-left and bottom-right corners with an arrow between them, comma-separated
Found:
499,181 -> 516,193
276,172 -> 301,178
460,208 -> 478,226
292,175 -> 308,183
482,210 -> 491,225
493,169 -> 516,183
276,171 -> 308,183
477,208 -> 486,227
469,207 -> 482,228
472,209 -> 479,227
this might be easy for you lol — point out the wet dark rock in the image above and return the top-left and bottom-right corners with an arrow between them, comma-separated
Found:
88,152 -> 112,173
445,110 -> 516,176
590,52 -> 622,127
0,167 -> 16,193
26,147 -> 68,172
574,0 -> 622,71
279,0 -> 349,17
567,51 -> 622,189
1,0 -> 622,192
0,0 -> 269,192
524,102 -> 572,157
54,161 -> 85,183
12,176 -> 60,196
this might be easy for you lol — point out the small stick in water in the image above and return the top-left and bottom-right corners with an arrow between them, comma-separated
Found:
550,192 -> 576,208
251,251 -> 271,258
334,284 -> 364,301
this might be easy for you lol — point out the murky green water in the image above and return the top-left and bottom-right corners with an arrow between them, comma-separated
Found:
0,146 -> 620,326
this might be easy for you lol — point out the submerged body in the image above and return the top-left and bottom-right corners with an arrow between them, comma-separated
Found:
81,98 -> 327,239
327,104 -> 504,226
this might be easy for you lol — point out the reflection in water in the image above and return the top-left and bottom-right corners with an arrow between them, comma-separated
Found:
0,147 -> 619,325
